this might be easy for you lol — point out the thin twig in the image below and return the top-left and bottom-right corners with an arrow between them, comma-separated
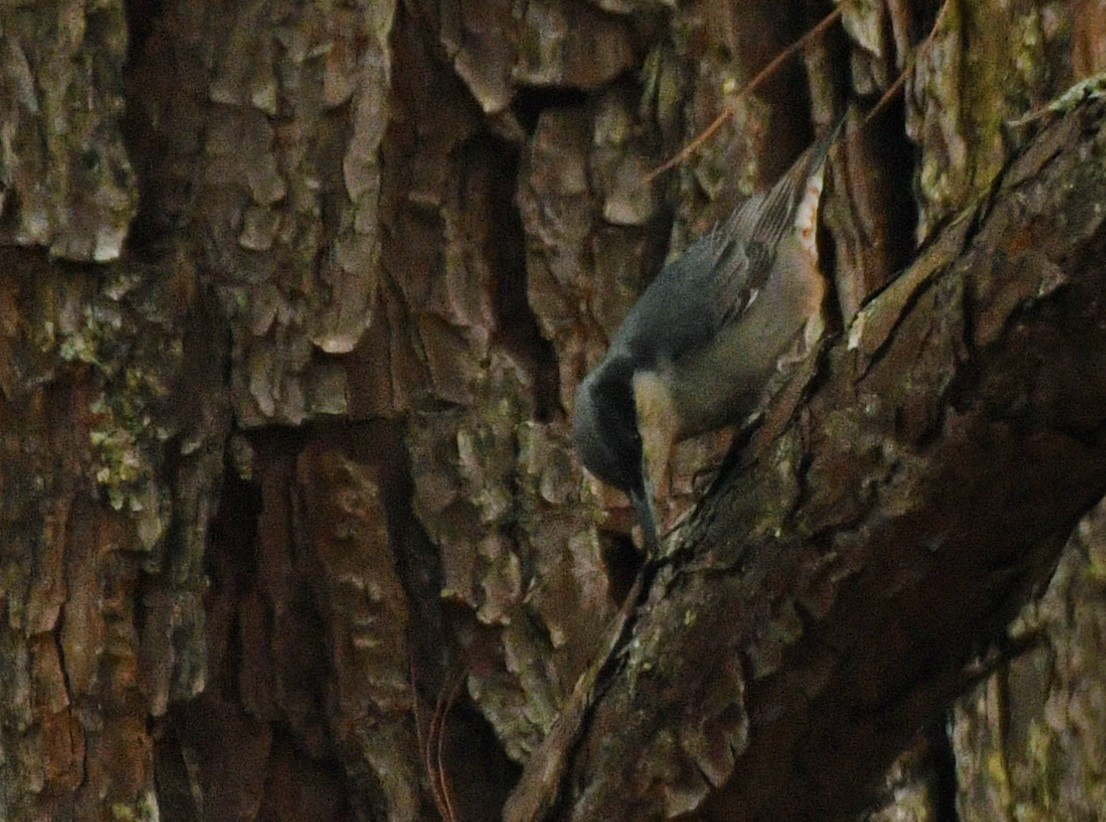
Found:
862,0 -> 953,129
435,670 -> 464,822
424,664 -> 466,822
645,1 -> 852,183
413,650 -> 460,822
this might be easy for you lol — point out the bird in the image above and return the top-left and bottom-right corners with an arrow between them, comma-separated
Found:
572,116 -> 844,553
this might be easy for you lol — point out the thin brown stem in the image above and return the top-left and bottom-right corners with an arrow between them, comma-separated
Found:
435,670 -> 464,822
645,1 -> 852,183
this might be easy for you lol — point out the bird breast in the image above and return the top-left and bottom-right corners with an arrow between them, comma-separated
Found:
667,238 -> 825,438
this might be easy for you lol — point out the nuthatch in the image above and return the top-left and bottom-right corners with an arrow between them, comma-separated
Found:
573,118 -> 843,552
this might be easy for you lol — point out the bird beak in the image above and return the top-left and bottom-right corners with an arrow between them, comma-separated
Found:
630,476 -> 661,555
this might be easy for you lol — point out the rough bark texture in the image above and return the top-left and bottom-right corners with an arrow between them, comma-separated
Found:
524,96 -> 1106,822
948,495 -> 1106,822
2,0 -> 1106,820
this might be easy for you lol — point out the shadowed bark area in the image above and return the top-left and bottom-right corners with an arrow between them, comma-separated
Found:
509,99 -> 1106,820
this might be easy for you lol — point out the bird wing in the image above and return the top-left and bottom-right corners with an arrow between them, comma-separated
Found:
710,120 -> 840,317
611,236 -> 740,364
613,117 -> 843,366
695,117 -> 844,340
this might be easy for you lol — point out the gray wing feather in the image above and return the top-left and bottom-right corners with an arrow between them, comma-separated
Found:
612,117 -> 843,365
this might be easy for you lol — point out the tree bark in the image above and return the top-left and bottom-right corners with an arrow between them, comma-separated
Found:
3,0 -> 1106,821
510,96 -> 1106,821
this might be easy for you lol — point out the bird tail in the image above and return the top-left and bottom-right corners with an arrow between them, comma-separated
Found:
728,111 -> 847,264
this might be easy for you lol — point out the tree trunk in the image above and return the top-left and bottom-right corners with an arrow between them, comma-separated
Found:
1,1 -> 1105,821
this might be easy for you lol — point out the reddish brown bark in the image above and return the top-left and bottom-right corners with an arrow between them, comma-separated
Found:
3,1 -> 1106,820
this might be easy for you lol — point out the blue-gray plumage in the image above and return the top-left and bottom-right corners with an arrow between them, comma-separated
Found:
573,118 -> 843,552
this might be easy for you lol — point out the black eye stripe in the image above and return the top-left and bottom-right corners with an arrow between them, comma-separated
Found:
594,373 -> 637,439
590,361 -> 645,495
